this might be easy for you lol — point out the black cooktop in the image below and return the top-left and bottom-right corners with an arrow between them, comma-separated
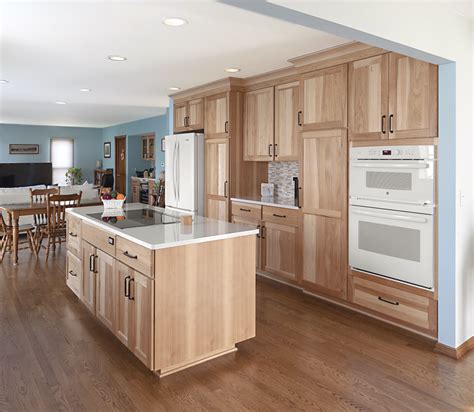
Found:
87,208 -> 180,229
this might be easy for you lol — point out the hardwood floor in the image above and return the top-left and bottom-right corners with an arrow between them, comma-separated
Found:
0,248 -> 473,411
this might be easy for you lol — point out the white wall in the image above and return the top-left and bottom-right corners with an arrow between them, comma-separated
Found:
222,0 -> 474,347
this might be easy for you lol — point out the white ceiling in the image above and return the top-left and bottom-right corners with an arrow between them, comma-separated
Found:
0,0 -> 350,128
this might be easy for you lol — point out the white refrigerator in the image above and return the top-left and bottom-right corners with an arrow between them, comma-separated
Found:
165,132 -> 204,215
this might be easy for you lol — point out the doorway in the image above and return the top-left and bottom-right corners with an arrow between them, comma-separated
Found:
114,136 -> 126,194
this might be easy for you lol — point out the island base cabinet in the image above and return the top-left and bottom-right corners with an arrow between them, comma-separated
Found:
66,251 -> 82,298
81,242 -> 96,314
95,250 -> 116,333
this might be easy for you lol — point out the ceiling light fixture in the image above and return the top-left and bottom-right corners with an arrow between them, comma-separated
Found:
225,67 -> 241,73
80,88 -> 92,92
168,86 -> 181,91
55,101 -> 67,105
0,80 -> 9,84
108,55 -> 127,61
163,17 -> 188,27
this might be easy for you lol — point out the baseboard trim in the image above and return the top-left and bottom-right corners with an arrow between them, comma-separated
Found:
435,337 -> 474,359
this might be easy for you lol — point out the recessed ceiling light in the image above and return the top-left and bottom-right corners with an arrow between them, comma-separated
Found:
225,67 -> 241,73
0,80 -> 9,84
169,86 -> 181,91
108,55 -> 127,61
163,17 -> 188,27
55,101 -> 67,105
80,88 -> 92,92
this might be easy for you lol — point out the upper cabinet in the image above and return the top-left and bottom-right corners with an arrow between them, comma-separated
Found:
348,53 -> 438,141
141,135 -> 155,160
299,64 -> 347,131
205,92 -> 229,138
244,87 -> 274,161
275,81 -> 300,161
173,97 -> 204,133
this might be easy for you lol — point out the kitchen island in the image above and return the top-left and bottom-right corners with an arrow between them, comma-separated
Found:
65,203 -> 257,377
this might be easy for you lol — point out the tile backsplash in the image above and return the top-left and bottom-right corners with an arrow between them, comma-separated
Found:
267,161 -> 299,198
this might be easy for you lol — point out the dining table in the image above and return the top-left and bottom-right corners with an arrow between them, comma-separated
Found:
0,197 -> 102,265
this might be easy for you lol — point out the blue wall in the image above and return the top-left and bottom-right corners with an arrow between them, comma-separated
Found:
0,123 -> 102,183
101,113 -> 169,197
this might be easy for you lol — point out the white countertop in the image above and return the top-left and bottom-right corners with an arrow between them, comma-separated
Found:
231,196 -> 299,210
67,203 -> 258,250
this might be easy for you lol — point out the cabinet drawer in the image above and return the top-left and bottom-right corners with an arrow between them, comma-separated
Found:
82,222 -> 116,256
263,206 -> 300,227
232,202 -> 262,220
116,236 -> 154,278
66,251 -> 82,298
349,276 -> 436,333
66,215 -> 82,256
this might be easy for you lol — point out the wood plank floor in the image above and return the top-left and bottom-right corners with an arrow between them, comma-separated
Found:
0,248 -> 473,411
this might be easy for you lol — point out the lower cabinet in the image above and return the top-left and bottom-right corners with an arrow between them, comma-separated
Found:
81,241 -> 96,313
66,251 -> 82,298
95,250 -> 116,332
231,215 -> 262,270
264,221 -> 298,281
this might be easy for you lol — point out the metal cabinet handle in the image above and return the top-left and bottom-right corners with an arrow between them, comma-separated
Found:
273,213 -> 287,218
297,111 -> 302,126
381,115 -> 386,134
256,224 -> 261,239
224,120 -> 229,133
68,232 -> 77,237
68,270 -> 77,277
240,208 -> 251,212
128,278 -> 135,301
224,181 -> 228,198
108,237 -> 114,245
389,114 -> 394,134
274,144 -> 278,157
124,275 -> 131,298
89,254 -> 94,272
268,144 -> 273,157
378,296 -> 399,306
123,251 -> 138,259
261,226 -> 266,239
184,116 -> 188,127
93,255 -> 98,273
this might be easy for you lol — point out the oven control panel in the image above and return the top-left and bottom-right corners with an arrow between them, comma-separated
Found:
350,145 -> 435,160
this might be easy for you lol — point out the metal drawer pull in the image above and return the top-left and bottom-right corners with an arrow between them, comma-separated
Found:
68,232 -> 77,237
378,296 -> 399,306
240,208 -> 251,212
68,270 -> 77,277
273,213 -> 287,218
123,251 -> 138,259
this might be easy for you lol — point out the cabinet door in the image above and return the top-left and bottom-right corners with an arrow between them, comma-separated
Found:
301,129 -> 347,218
173,101 -> 188,133
244,87 -> 274,161
348,54 -> 389,141
81,242 -> 96,313
388,53 -> 438,139
232,215 -> 262,270
205,93 -> 229,138
300,64 -> 347,131
66,250 -> 82,298
95,250 -> 115,332
302,214 -> 346,298
187,98 -> 204,130
132,182 -> 140,203
115,262 -> 133,348
205,138 -> 229,221
264,221 -> 297,281
147,137 -> 155,160
130,271 -> 153,368
141,137 -> 149,159
275,81 -> 299,161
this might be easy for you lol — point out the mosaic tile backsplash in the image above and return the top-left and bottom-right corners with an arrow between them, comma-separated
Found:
267,161 -> 299,198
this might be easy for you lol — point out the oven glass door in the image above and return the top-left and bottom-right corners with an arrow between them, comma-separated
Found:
349,205 -> 434,289
349,160 -> 434,206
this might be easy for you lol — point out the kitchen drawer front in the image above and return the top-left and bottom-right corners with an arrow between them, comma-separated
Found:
349,276 -> 436,333
82,222 -> 116,256
116,236 -> 154,278
263,206 -> 300,227
232,202 -> 262,220
66,251 -> 82,298
66,215 -> 82,256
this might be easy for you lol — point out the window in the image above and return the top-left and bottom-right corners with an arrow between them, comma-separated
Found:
50,138 -> 74,186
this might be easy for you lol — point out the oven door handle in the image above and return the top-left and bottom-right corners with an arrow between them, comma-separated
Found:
351,162 -> 430,170
352,208 -> 428,224
352,196 -> 433,207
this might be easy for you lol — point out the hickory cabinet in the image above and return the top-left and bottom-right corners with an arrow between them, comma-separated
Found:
205,138 -> 229,221
95,249 -> 116,333
205,92 -> 229,138
141,135 -> 155,160
173,97 -> 204,133
348,53 -> 438,141
299,64 -> 348,131
275,81 -> 300,161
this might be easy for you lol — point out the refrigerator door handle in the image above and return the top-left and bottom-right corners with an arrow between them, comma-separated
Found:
173,140 -> 178,202
177,141 -> 180,202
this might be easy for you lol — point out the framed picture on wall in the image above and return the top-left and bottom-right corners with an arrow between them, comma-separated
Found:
9,144 -> 39,155
104,142 -> 111,158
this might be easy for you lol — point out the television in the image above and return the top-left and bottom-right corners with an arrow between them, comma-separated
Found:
0,163 -> 53,188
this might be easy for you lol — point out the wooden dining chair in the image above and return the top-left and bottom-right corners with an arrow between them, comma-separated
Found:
30,187 -> 60,244
36,192 -> 82,260
0,211 -> 37,263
